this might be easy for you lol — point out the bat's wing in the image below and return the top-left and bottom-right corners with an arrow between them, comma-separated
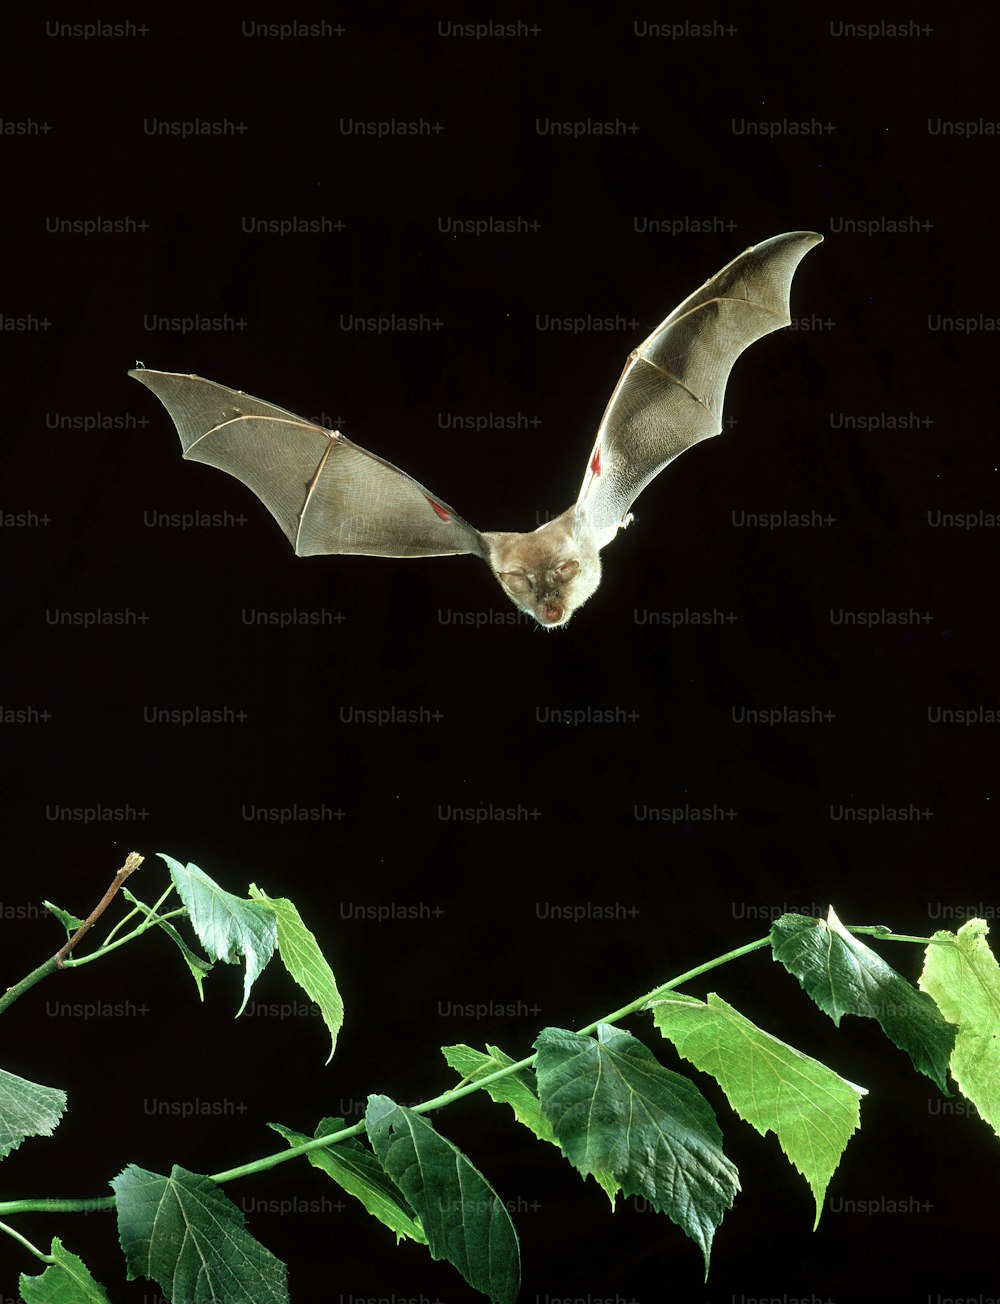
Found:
130,369 -> 487,559
577,231 -> 823,547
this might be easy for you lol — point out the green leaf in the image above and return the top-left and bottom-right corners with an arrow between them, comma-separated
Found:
269,1117 -> 426,1245
771,905 -> 956,1092
159,854 -> 276,1016
649,992 -> 866,1224
122,887 -> 213,998
111,1163 -> 288,1304
18,1236 -> 111,1303
0,1066 -> 67,1161
249,884 -> 344,1063
43,901 -> 85,934
366,1094 -> 520,1304
533,1024 -> 739,1276
441,1043 -> 557,1144
920,918 -> 1000,1136
439,1043 -> 620,1204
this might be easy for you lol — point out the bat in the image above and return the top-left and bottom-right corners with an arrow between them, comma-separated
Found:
131,231 -> 821,628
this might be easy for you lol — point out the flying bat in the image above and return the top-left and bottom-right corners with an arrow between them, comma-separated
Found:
131,230 -> 821,628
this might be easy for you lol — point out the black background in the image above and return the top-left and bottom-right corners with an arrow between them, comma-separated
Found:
3,11 -> 998,1303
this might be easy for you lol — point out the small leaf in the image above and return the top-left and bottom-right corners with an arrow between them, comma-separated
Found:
111,1163 -> 288,1304
269,1117 -> 426,1245
122,887 -> 213,998
43,901 -> 85,934
920,918 -> 1000,1136
441,1043 -> 557,1144
534,1024 -> 739,1276
366,1094 -> 520,1304
771,905 -> 956,1092
159,854 -> 276,1016
649,992 -> 866,1224
0,1066 -> 67,1161
249,884 -> 344,1062
19,1236 -> 112,1303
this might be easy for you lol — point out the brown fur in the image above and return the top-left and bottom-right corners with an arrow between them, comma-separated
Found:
484,507 -> 602,628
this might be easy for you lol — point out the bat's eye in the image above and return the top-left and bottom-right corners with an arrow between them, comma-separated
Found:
499,572 -> 532,595
553,560 -> 580,582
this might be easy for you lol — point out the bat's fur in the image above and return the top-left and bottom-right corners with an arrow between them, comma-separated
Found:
484,507 -> 601,629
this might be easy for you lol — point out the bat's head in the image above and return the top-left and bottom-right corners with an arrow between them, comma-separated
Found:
485,508 -> 602,629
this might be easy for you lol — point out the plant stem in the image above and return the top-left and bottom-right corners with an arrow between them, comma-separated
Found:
0,1198 -> 117,1216
0,1219 -> 50,1262
61,906 -> 189,969
847,926 -> 949,944
211,919 -> 950,1183
0,916 -> 951,1207
0,898 -> 186,1015
54,853 -> 143,965
211,934 -> 779,1183
0,957 -> 60,1017
0,855 -> 148,1017
578,934 -> 775,1032
103,882 -> 176,946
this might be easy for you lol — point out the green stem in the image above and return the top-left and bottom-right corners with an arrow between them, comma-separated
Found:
214,921 -> 947,1183
0,918 -> 950,1207
0,1219 -> 50,1262
212,934 -> 778,1183
577,934 -> 775,1032
0,1198 -> 117,1216
103,883 -> 176,946
0,958 -> 59,1017
847,926 -> 949,945
0,907 -> 188,1017
61,907 -> 189,969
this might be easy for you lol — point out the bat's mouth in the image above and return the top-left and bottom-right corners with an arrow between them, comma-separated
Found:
540,600 -> 565,625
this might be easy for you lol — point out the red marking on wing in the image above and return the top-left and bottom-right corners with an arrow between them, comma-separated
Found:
427,498 -> 451,522
590,445 -> 602,477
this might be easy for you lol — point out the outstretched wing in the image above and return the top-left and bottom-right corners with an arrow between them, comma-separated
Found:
130,369 -> 487,559
577,231 -> 823,547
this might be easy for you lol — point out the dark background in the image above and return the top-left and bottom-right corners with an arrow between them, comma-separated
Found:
3,11 -> 998,1303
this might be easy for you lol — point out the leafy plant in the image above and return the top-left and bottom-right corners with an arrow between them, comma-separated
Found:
1,852 -> 996,1303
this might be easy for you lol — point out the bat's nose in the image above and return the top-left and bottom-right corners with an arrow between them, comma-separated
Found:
542,600 -> 564,624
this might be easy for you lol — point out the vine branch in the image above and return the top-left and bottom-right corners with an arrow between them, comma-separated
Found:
54,852 -> 144,965
0,865 -> 956,1218
0,853 -> 145,1017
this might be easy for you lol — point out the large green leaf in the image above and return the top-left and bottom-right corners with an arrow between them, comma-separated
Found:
920,918 -> 1000,1135
18,1236 -> 111,1303
269,1117 -> 426,1245
533,1024 -> 739,1275
649,992 -> 866,1223
366,1094 -> 520,1304
0,1066 -> 66,1161
249,885 -> 344,1063
159,854 -> 276,1015
111,1163 -> 287,1304
771,905 -> 956,1092
440,1043 -> 619,1204
441,1043 -> 557,1145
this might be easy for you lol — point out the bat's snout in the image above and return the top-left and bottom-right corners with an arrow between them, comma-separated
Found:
540,599 -> 565,625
